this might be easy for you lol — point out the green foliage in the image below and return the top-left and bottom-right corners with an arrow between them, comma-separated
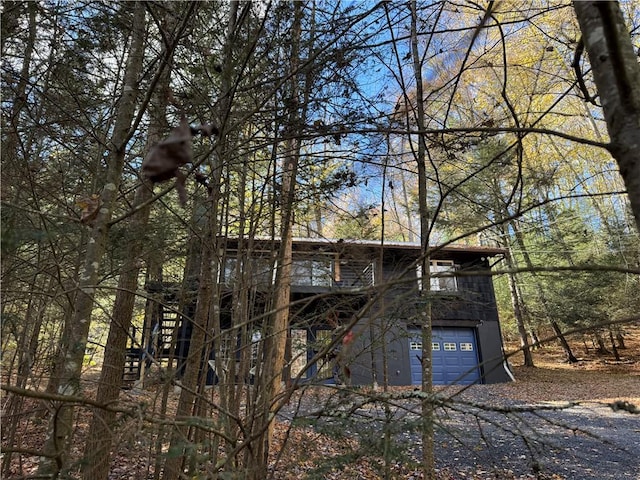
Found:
512,208 -> 639,335
330,203 -> 383,240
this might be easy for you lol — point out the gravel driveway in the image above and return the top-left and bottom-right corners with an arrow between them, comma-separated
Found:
426,400 -> 640,479
280,388 -> 640,479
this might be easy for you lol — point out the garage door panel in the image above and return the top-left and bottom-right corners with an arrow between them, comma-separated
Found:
410,327 -> 481,385
444,355 -> 462,365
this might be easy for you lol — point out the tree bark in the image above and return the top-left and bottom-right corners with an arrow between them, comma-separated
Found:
81,184 -> 153,480
81,2 -> 183,474
573,1 -> 640,232
36,4 -> 146,476
2,273 -> 52,477
162,0 -> 228,472
503,244 -> 534,366
162,219 -> 215,480
608,328 -> 621,361
408,1 -> 436,477
254,4 -> 304,477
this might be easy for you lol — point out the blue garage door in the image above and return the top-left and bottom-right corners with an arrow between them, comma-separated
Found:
409,328 -> 481,385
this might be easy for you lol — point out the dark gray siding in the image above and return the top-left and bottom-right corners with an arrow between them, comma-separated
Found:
477,321 -> 512,383
348,252 -> 511,385
350,317 -> 413,386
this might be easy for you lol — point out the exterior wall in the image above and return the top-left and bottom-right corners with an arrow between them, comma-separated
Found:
477,320 -> 511,383
350,318 -> 511,386
350,317 -> 413,386
151,240 -> 511,387
347,251 -> 511,385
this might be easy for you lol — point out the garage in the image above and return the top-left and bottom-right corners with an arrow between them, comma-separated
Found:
409,327 -> 481,385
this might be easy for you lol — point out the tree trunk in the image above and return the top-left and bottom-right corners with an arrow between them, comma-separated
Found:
510,220 -> 578,363
81,1 -> 183,474
2,273 -> 52,477
254,5 -> 304,477
503,245 -> 534,366
608,329 -> 621,361
81,184 -> 153,480
141,250 -> 164,383
152,202 -> 204,480
162,0 -> 230,472
408,1 -> 435,477
573,1 -> 640,232
594,331 -> 609,354
2,1 -> 36,178
36,4 -> 146,476
530,329 -> 541,349
162,217 -> 215,480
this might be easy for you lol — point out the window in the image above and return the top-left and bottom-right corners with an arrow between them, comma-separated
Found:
443,342 -> 457,351
248,257 -> 276,286
290,329 -> 308,378
292,257 -> 333,286
416,260 -> 458,291
220,255 -> 275,288
221,257 -> 238,285
411,342 -> 440,351
430,260 -> 457,291
221,334 -> 234,361
460,342 -> 474,351
314,330 -> 334,378
250,331 -> 262,375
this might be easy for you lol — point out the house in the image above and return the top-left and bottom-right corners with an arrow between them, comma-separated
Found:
127,238 -> 513,387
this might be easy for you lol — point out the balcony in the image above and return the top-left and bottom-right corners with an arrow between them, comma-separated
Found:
220,254 -> 375,291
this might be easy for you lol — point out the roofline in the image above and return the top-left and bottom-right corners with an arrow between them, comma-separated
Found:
220,236 -> 506,256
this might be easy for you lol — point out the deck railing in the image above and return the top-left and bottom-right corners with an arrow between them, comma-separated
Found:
220,255 -> 375,289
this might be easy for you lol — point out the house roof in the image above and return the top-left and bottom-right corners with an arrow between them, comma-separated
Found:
221,236 -> 506,257
305,237 -> 504,254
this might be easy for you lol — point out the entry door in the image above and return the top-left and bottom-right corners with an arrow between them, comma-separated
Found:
409,328 -> 481,385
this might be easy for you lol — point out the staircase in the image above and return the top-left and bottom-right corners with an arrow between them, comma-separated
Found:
158,307 -> 179,357
122,348 -> 142,388
122,305 -> 182,386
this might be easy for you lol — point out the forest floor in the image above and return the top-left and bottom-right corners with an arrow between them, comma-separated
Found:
480,327 -> 640,404
3,327 -> 639,480
500,327 -> 640,405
